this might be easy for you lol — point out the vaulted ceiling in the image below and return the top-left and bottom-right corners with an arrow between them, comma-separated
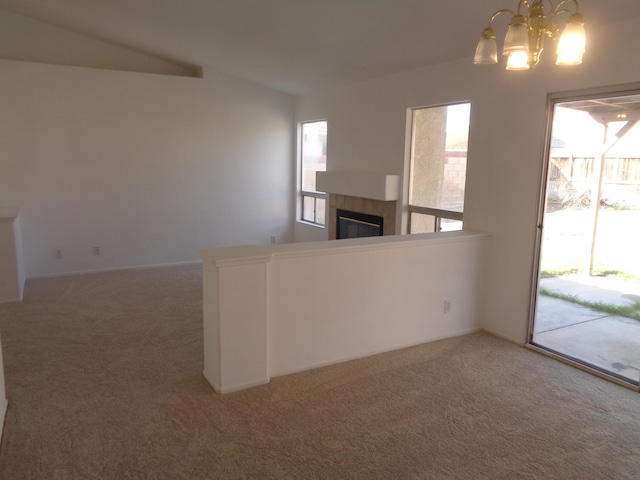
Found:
1,0 -> 640,95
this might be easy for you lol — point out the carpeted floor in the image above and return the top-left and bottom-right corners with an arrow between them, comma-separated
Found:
0,264 -> 639,479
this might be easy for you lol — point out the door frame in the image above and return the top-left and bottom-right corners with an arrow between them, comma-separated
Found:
525,82 -> 640,391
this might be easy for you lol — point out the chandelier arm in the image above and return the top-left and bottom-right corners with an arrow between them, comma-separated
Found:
542,1 -> 560,34
552,8 -> 576,19
552,0 -> 581,17
543,0 -> 555,15
488,8 -> 519,26
516,0 -> 531,15
547,0 -> 581,38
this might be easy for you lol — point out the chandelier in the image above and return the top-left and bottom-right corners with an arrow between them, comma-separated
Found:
474,0 -> 586,70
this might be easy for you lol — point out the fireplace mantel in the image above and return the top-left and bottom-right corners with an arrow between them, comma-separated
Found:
316,171 -> 400,201
315,172 -> 400,239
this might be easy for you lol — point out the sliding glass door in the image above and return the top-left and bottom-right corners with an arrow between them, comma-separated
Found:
530,86 -> 640,386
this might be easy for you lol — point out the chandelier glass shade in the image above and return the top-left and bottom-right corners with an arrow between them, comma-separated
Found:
473,0 -> 586,70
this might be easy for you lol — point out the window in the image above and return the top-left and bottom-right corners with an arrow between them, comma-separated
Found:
407,103 -> 470,233
299,120 -> 327,225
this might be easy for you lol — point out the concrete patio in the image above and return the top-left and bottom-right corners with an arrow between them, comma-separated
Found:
533,275 -> 640,383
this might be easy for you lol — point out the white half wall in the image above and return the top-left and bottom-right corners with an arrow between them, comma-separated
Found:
201,231 -> 489,393
294,15 -> 640,344
0,60 -> 295,277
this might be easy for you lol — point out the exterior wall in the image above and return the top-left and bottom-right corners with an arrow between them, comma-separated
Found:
443,152 -> 467,211
411,107 -> 447,209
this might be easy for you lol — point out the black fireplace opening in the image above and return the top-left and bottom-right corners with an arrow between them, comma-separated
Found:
336,209 -> 384,239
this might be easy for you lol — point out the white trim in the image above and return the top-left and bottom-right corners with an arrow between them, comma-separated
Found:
273,230 -> 490,260
210,255 -> 273,269
26,260 -> 202,280
203,370 -> 270,395
272,327 -> 482,378
199,230 -> 491,264
481,327 -> 526,346
0,296 -> 22,304
0,206 -> 20,219
295,219 -> 326,229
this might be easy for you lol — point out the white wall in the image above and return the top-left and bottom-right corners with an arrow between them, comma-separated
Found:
0,60 -> 295,277
0,8 -> 197,77
294,16 -> 640,343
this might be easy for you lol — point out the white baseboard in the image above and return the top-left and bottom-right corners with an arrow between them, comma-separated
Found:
26,260 -> 203,280
0,296 -> 22,304
481,327 -> 526,346
203,369 -> 270,394
271,327 -> 483,379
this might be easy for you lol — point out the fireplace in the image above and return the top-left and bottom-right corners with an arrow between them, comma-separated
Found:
327,193 -> 396,240
336,209 -> 384,239
315,171 -> 399,240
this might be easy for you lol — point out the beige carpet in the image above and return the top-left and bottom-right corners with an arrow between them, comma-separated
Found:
0,264 -> 639,479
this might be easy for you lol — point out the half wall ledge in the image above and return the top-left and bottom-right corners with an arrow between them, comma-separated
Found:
199,230 -> 491,393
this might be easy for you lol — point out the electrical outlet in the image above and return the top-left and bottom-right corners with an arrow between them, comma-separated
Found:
53,249 -> 62,259
270,235 -> 276,244
444,300 -> 451,314
93,246 -> 101,256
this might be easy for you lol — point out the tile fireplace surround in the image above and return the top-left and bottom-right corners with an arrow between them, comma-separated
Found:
316,171 -> 400,240
328,194 -> 396,239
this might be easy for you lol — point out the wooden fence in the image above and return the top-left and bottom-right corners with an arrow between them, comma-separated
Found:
548,156 -> 640,206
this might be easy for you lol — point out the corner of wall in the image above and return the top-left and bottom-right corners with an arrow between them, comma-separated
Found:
0,337 -> 7,443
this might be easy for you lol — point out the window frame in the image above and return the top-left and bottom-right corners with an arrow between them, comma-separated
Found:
407,206 -> 464,234
298,120 -> 328,227
406,102 -> 470,234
